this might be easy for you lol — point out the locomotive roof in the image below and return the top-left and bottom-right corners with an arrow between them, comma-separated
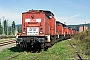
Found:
43,10 -> 54,16
22,10 -> 54,16
56,21 -> 67,27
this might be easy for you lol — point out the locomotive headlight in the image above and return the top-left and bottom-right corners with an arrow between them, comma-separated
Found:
40,31 -> 43,33
23,31 -> 25,33
23,28 -> 26,33
40,28 -> 43,34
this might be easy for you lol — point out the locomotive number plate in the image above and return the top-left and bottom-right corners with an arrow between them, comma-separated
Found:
27,27 -> 39,35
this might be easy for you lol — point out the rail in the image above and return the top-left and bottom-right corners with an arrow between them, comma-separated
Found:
6,53 -> 22,60
0,40 -> 16,47
0,35 -> 16,39
68,39 -> 83,60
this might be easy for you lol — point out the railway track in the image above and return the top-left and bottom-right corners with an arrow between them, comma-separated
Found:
68,39 -> 83,60
0,35 -> 16,39
0,40 -> 16,47
6,53 -> 22,60
6,52 -> 41,60
6,50 -> 42,60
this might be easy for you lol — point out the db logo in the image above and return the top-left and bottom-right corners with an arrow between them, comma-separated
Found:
30,19 -> 36,22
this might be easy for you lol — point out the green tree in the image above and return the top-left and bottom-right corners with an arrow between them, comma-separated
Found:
4,20 -> 7,35
12,21 -> 15,35
0,19 -> 2,34
17,25 -> 21,33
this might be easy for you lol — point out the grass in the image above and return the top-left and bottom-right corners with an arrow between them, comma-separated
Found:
0,40 -> 76,60
0,39 -> 89,60
36,40 -> 76,60
0,46 -> 24,60
1,29 -> 90,60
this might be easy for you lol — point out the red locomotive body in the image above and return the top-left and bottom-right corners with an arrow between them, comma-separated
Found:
59,23 -> 64,35
72,29 -> 78,35
75,29 -> 78,34
63,26 -> 70,39
49,15 -> 56,35
22,10 -> 50,36
68,27 -> 73,37
64,27 -> 68,34
69,28 -> 73,35
16,10 -> 56,49
56,22 -> 63,34
73,29 -> 75,35
16,9 -> 78,50
56,21 -> 65,40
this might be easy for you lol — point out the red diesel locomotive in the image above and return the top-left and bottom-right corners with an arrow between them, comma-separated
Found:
16,10 -> 78,49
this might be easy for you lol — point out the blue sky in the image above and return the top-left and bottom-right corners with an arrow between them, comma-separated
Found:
0,0 -> 90,25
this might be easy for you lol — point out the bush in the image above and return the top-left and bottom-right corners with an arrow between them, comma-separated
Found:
72,29 -> 90,55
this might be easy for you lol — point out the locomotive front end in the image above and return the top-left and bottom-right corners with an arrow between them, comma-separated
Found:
16,10 -> 46,48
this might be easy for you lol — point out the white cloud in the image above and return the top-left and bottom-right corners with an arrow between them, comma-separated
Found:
71,14 -> 80,18
0,6 -> 21,25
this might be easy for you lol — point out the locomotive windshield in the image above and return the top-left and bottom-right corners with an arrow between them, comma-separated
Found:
43,11 -> 54,18
56,21 -> 60,26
